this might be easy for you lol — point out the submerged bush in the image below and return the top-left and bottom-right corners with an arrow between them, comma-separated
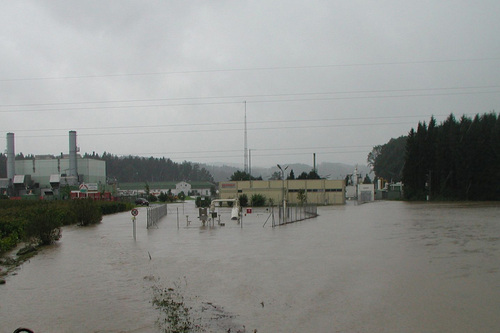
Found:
24,203 -> 63,246
98,201 -> 133,215
0,229 -> 22,254
0,200 -> 131,252
152,285 -> 199,333
71,199 -> 102,226
195,196 -> 211,208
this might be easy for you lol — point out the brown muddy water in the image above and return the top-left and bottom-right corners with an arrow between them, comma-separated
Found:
1,201 -> 499,332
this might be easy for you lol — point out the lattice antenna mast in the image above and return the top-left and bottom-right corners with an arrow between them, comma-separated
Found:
244,101 -> 248,173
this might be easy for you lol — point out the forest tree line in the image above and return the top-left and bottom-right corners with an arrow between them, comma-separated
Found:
0,152 -> 214,183
370,112 -> 500,201
97,153 -> 214,183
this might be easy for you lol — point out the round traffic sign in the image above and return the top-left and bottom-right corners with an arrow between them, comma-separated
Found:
131,208 -> 139,216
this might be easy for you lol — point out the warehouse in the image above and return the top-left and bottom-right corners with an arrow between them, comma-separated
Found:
218,179 -> 345,205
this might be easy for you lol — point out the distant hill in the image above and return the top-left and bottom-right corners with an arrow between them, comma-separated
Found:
200,162 -> 372,182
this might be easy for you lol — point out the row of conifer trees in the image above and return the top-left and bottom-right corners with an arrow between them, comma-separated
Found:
402,112 -> 500,200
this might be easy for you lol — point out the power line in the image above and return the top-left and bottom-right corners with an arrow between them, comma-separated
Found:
1,86 -> 499,113
1,89 -> 498,114
1,85 -> 499,108
124,145 -> 373,157
6,121 -> 419,138
2,57 -> 499,82
1,113 -> 469,134
133,150 -> 372,161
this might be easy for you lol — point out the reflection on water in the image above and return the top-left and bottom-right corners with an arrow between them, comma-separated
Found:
1,201 -> 499,332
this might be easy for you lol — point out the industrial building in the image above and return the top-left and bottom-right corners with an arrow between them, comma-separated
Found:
218,179 -> 345,205
0,131 -> 106,198
117,181 -> 214,197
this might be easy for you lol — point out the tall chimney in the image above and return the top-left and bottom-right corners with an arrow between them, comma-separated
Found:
69,130 -> 78,178
6,133 -> 15,181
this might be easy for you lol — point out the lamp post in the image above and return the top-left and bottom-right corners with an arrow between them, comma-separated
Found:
277,164 -> 288,221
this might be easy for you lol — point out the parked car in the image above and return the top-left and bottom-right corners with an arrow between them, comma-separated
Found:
135,198 -> 149,206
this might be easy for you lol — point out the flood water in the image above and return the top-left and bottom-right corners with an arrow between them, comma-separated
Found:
1,201 -> 499,332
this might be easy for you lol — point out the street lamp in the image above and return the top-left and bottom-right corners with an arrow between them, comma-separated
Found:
277,164 -> 288,220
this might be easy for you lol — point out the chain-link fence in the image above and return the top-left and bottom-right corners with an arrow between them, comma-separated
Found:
273,203 -> 318,227
147,204 -> 168,229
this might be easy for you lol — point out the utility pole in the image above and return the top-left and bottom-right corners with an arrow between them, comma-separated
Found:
249,149 -> 252,178
277,164 -> 288,220
244,101 -> 248,173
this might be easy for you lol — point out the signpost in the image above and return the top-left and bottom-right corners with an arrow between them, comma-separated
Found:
131,209 -> 139,240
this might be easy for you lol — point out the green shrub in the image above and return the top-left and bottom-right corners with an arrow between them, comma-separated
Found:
24,203 -> 63,245
251,194 -> 266,207
0,231 -> 20,254
238,194 -> 248,207
195,196 -> 211,208
51,201 -> 77,226
98,201 -> 133,215
148,194 -> 158,203
0,211 -> 28,254
158,192 -> 168,202
71,199 -> 102,226
0,200 -> 131,252
297,189 -> 307,204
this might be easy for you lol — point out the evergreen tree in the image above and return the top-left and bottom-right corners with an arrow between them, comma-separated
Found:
403,112 -> 499,200
297,172 -> 308,180
368,136 -> 406,182
230,170 -> 259,181
307,170 -> 321,179
0,153 -> 6,178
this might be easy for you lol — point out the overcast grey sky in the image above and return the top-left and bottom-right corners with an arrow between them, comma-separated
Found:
1,1 -> 500,168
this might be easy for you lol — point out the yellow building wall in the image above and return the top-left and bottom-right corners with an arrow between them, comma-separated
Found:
218,179 -> 345,205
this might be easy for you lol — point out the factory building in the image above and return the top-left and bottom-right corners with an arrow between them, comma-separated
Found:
1,131 -> 106,197
218,179 -> 345,205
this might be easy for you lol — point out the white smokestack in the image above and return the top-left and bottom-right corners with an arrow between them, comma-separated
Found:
6,133 -> 15,181
69,130 -> 78,178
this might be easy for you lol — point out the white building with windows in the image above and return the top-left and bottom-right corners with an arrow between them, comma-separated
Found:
174,181 -> 191,195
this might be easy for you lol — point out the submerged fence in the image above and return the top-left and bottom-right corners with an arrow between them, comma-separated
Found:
273,203 -> 318,227
147,204 -> 168,229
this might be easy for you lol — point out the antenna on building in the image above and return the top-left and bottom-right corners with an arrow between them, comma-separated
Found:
244,101 -> 248,173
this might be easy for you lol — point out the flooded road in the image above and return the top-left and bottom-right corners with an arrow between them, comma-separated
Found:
1,201 -> 499,332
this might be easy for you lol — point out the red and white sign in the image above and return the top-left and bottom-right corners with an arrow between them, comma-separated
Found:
79,183 -> 89,192
246,208 -> 252,214
131,208 -> 139,216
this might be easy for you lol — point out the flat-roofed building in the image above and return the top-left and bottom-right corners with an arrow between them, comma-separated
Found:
14,155 -> 106,188
218,179 -> 345,205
